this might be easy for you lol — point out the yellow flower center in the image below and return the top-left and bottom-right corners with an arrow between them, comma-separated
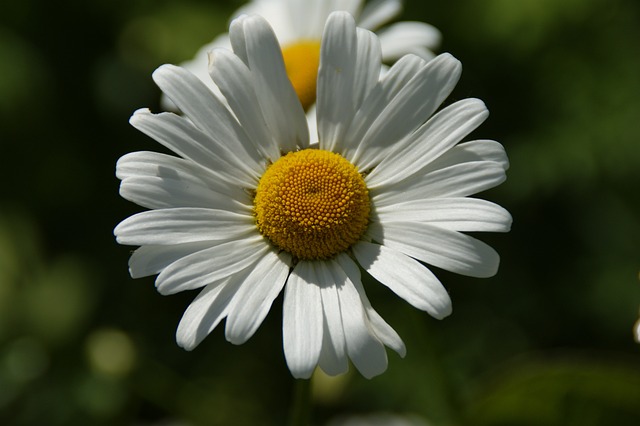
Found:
254,149 -> 370,260
282,40 -> 321,111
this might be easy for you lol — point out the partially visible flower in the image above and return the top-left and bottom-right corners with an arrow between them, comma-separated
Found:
635,272 -> 640,343
115,12 -> 511,379
327,412 -> 431,426
167,0 -> 441,113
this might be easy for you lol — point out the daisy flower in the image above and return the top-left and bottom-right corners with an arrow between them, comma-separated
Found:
169,0 -> 441,113
115,12 -> 511,379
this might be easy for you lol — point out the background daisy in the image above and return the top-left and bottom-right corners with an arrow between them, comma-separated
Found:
167,0 -> 441,115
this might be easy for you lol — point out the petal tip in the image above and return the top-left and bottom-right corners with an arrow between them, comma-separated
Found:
151,64 -> 176,83
176,334 -> 198,352
129,108 -> 151,124
432,303 -> 453,320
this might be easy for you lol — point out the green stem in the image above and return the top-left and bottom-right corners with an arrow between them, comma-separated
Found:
289,378 -> 312,426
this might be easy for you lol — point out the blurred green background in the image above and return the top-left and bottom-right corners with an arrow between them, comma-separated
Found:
1,0 -> 639,424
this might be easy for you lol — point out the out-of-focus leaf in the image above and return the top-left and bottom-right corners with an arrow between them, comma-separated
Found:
464,355 -> 640,426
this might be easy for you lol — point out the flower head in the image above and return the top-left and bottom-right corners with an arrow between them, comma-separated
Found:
168,0 -> 441,112
115,12 -> 511,379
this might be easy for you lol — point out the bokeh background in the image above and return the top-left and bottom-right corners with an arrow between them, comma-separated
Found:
1,0 -> 639,424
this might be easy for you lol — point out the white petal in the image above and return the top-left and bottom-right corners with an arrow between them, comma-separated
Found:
317,50 -> 424,161
363,307 -> 406,358
286,0 -> 362,39
372,161 -> 507,208
128,242 -> 215,279
377,48 -> 426,80
317,13 -> 382,153
344,53 -> 462,170
366,98 -> 489,188
229,15 -> 309,153
340,252 -> 406,357
330,53 -> 421,160
162,33 -> 231,111
357,0 -> 401,30
225,250 -> 292,345
155,236 -> 268,295
377,21 -> 441,61
279,0 -> 313,39
114,208 -> 255,246
331,255 -> 388,379
306,104 -> 319,144
152,63 -> 230,133
283,261 -> 323,379
374,198 -> 512,233
176,276 -> 243,351
129,109 -> 260,187
116,151 -> 251,209
352,241 -> 452,319
151,65 -> 266,173
120,177 -> 226,211
237,0 -> 299,43
208,48 -> 281,161
116,151 -> 253,210
116,151 -> 210,190
116,151 -> 198,181
367,221 -> 501,278
317,12 -> 359,153
352,28 -> 383,109
432,139 -> 510,171
316,261 -> 348,376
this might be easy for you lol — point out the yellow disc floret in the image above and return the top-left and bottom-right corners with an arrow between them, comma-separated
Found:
282,40 -> 321,111
254,149 -> 370,260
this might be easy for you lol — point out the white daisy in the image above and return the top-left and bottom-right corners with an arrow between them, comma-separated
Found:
169,0 -> 441,114
115,12 -> 511,379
